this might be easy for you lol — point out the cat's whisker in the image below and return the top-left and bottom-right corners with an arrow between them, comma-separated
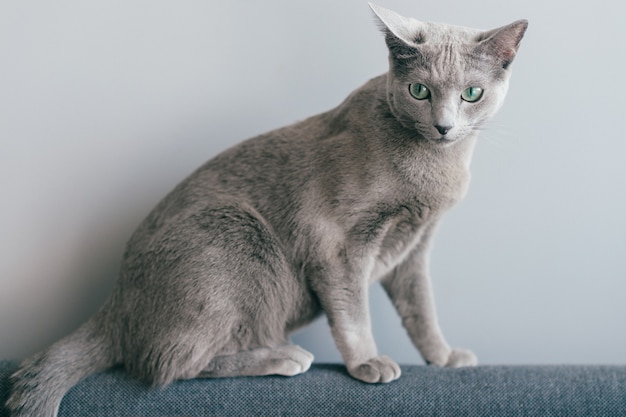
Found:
474,122 -> 524,153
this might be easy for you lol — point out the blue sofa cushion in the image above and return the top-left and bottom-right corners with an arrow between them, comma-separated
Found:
1,361 -> 625,416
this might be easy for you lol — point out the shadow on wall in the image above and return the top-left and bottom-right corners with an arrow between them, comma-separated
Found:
5,225 -> 122,358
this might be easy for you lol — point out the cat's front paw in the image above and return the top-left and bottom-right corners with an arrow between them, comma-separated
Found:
348,355 -> 401,383
444,348 -> 477,368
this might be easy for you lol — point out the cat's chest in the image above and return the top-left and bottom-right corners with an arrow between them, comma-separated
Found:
366,204 -> 433,282
363,165 -> 471,281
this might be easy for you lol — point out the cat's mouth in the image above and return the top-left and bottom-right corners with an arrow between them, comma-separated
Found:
429,135 -> 459,146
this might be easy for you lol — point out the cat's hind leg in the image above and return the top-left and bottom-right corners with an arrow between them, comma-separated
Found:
198,345 -> 314,378
116,199 -> 318,384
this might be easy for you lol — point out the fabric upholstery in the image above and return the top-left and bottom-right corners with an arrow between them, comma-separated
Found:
1,361 -> 624,416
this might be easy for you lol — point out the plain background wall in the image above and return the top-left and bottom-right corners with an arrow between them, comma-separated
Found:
1,0 -> 625,365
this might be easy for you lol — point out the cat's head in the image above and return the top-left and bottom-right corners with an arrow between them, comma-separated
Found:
370,3 -> 527,145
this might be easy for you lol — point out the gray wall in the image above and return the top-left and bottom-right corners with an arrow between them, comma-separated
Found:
1,0 -> 625,365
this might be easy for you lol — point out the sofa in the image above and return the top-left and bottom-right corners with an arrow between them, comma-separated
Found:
1,360 -> 624,416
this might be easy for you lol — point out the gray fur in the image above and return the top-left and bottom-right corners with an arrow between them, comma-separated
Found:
7,4 -> 527,416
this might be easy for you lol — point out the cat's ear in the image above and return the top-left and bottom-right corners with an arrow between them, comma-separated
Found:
475,20 -> 528,69
369,3 -> 424,60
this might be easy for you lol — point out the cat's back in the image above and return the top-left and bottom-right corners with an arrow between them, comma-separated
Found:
140,76 -> 388,220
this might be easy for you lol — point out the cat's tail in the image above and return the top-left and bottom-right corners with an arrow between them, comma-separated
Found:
6,315 -> 116,417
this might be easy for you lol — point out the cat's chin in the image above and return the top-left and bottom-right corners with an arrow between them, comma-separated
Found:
427,136 -> 461,147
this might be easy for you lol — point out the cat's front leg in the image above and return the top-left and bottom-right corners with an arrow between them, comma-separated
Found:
381,227 -> 477,368
310,262 -> 401,383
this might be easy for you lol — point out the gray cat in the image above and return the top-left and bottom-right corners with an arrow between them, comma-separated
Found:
7,4 -> 527,417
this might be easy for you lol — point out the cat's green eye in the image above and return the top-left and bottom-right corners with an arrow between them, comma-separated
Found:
461,87 -> 484,102
409,83 -> 430,100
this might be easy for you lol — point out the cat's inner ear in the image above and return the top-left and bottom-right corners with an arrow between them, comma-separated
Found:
369,3 -> 424,59
475,20 -> 528,69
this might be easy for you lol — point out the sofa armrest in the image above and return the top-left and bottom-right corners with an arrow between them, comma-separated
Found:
2,361 -> 625,416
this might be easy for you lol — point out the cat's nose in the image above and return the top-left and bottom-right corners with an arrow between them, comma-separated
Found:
435,125 -> 453,136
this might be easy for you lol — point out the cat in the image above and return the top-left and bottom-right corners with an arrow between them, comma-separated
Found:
7,4 -> 527,416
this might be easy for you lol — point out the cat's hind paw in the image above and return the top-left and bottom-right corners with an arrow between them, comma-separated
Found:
271,344 -> 315,376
